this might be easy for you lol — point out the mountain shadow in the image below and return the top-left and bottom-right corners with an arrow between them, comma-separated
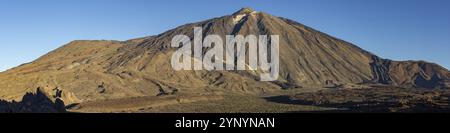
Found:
0,87 -> 66,113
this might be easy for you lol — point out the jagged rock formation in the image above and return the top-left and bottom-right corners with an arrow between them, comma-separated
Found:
0,88 -> 66,113
0,7 -> 449,105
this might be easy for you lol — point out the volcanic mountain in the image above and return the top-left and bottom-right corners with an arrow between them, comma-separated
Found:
1,7 -> 449,105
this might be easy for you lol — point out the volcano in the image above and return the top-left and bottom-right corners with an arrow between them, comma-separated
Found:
1,8 -> 449,110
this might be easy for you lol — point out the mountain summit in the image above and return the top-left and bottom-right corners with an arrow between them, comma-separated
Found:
233,7 -> 256,15
1,8 -> 449,105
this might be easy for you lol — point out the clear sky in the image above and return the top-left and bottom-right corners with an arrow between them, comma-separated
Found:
1,0 -> 449,71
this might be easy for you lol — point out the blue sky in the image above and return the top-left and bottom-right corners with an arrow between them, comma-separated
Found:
0,0 -> 449,71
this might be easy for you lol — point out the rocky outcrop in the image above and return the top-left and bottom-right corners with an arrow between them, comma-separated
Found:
0,88 -> 66,113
